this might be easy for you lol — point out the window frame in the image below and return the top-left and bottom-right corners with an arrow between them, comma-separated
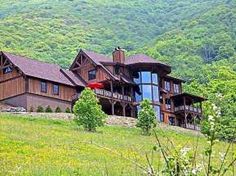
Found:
88,69 -> 96,80
53,84 -> 59,95
3,66 -> 13,74
164,80 -> 171,91
174,83 -> 180,94
40,81 -> 47,93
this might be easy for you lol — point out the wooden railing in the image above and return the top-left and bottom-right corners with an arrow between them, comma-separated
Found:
175,105 -> 202,113
94,89 -> 132,102
181,123 -> 201,131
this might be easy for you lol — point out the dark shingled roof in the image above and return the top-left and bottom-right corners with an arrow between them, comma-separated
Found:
82,50 -> 112,65
61,69 -> 85,87
2,52 -> 83,87
125,54 -> 170,67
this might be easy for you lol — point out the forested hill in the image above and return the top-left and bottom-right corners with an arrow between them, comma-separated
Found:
0,0 -> 232,66
138,1 -> 236,117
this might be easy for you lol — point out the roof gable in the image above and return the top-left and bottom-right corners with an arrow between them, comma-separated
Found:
2,52 -> 80,87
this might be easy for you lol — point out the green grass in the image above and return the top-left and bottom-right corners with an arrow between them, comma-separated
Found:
0,114 -> 235,175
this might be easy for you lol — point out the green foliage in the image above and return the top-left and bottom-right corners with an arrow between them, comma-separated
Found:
36,106 -> 44,113
136,99 -> 156,135
55,106 -> 62,113
65,107 -> 71,113
73,88 -> 107,132
45,106 -> 53,113
29,106 -> 34,112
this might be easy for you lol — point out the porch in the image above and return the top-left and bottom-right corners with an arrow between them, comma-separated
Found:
171,93 -> 206,130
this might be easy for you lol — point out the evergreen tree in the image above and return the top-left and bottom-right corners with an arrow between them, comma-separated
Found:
73,88 -> 107,132
136,99 -> 156,135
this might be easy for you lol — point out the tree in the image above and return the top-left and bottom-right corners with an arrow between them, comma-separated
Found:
136,99 -> 156,135
73,88 -> 107,132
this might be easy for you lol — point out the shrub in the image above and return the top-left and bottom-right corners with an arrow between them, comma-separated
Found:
29,106 -> 34,112
65,107 -> 71,113
55,106 -> 62,113
136,99 -> 156,135
36,106 -> 44,113
45,105 -> 53,113
73,88 -> 107,132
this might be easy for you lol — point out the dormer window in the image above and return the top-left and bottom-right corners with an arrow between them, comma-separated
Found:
3,66 -> 12,74
88,69 -> 96,80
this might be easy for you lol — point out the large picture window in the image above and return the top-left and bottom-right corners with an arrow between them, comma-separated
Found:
40,81 -> 47,93
133,71 -> 160,103
142,85 -> 152,101
88,69 -> 96,80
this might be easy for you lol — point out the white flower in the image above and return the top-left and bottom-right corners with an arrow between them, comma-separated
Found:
180,147 -> 191,156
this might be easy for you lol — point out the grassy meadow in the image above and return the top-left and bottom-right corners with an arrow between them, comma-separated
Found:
0,113 -> 235,175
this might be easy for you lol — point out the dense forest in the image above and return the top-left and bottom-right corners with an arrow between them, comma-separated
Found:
0,0 -> 235,119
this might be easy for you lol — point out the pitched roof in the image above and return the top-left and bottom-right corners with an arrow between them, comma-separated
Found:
125,54 -> 170,67
61,69 -> 85,87
82,50 -> 112,65
2,52 -> 82,87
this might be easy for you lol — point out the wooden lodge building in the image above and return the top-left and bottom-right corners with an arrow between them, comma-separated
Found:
0,48 -> 206,130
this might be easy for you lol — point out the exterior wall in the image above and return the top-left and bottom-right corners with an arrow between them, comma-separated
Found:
26,93 -> 71,112
160,77 -> 182,124
28,78 -> 76,102
0,68 -> 22,82
3,94 -> 27,109
0,76 -> 25,100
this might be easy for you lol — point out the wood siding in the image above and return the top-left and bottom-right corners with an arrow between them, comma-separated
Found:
0,68 -> 22,82
0,76 -> 25,100
28,78 -> 76,101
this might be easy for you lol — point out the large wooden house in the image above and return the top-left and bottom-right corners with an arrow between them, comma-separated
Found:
0,48 -> 206,129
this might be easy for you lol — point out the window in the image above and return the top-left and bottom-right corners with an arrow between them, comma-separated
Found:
41,81 -> 47,93
161,113 -> 164,122
152,85 -> 159,102
164,81 -> 171,91
154,105 -> 161,121
88,69 -> 96,80
133,72 -> 141,84
142,85 -> 152,101
174,84 -> 180,94
3,66 -> 12,74
53,84 -> 59,95
152,73 -> 158,84
169,116 -> 175,125
165,98 -> 171,110
141,71 -> 151,83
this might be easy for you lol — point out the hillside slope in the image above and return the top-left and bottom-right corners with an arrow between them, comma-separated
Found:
0,0 -> 231,66
139,2 -> 236,116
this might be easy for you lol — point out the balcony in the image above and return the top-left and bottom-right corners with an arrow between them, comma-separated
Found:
175,105 -> 202,114
94,89 -> 132,102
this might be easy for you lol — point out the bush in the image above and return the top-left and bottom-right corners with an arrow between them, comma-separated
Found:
55,106 -> 62,113
65,107 -> 71,113
36,106 -> 44,113
136,99 -> 156,135
73,88 -> 107,131
29,106 -> 34,112
45,105 -> 53,113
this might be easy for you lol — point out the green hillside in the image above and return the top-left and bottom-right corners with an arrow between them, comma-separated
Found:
1,114 -> 235,175
0,0 -> 231,66
139,2 -> 236,118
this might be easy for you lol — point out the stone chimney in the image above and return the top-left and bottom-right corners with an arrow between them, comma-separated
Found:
112,47 -> 125,63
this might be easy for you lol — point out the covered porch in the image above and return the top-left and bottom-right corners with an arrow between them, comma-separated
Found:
171,93 -> 206,130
